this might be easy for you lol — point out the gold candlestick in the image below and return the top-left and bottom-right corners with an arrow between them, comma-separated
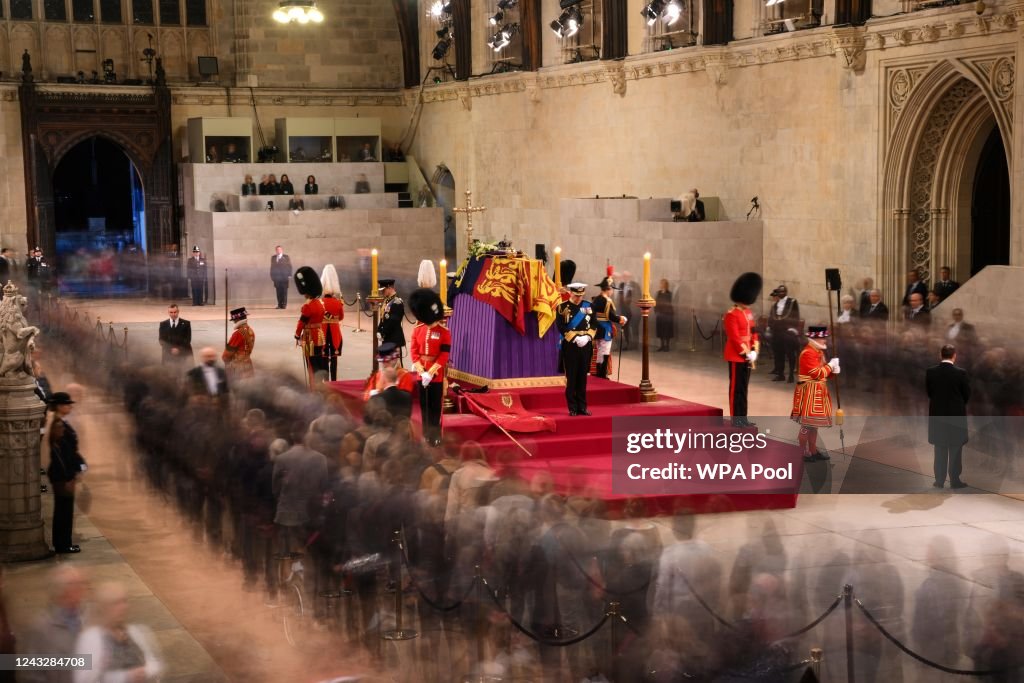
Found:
638,295 -> 658,402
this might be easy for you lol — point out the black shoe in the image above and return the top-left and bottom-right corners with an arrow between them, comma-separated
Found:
950,481 -> 968,489
932,481 -> 944,488
569,410 -> 577,416
803,455 -> 817,463
813,451 -> 830,461
732,419 -> 756,428
56,545 -> 81,554
772,376 -> 785,382
579,409 -> 592,416
787,375 -> 795,383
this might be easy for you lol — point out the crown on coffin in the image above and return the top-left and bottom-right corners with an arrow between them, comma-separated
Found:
2,280 -> 18,298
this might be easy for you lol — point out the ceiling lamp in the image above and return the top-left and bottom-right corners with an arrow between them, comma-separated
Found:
272,0 -> 324,24
550,5 -> 583,38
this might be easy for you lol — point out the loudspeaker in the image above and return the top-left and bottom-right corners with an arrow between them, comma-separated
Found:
198,56 -> 219,77
825,268 -> 842,292
535,244 -> 547,264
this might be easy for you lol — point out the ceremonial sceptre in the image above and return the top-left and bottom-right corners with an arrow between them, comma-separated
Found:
825,268 -> 846,454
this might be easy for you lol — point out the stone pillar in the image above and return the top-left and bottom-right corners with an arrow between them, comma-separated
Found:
0,283 -> 49,561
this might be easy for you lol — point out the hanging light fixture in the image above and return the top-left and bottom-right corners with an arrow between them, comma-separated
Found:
272,0 -> 324,24
488,22 -> 519,51
550,5 -> 583,37
663,0 -> 683,24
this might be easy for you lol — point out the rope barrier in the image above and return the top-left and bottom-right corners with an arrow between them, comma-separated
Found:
693,315 -> 720,342
397,540 -> 476,612
555,536 -> 652,598
855,599 -> 1011,677
479,576 -> 610,647
678,570 -> 735,630
782,592 -> 843,639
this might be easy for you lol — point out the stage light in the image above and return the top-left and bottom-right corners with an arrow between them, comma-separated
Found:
273,0 -> 324,24
428,1 -> 452,18
497,0 -> 517,8
642,0 -> 666,25
436,26 -> 450,39
489,10 -> 503,25
432,39 -> 452,61
488,22 -> 519,51
550,5 -> 583,37
663,0 -> 682,24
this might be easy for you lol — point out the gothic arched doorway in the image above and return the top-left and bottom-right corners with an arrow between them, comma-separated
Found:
52,136 -> 147,295
970,125 -> 1011,275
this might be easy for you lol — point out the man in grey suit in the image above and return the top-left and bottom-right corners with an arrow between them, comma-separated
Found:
926,344 -> 971,489
19,565 -> 87,683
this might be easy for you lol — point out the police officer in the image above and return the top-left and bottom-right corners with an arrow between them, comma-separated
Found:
186,246 -> 207,307
556,283 -> 598,416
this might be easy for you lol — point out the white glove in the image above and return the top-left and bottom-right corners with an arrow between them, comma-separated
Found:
747,350 -> 758,363
828,358 -> 841,374
575,335 -> 591,347
420,371 -> 433,387
368,389 -> 379,397
620,316 -> 628,325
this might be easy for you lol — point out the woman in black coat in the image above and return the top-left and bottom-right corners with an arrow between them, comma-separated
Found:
655,278 -> 675,351
278,174 -> 295,195
46,393 -> 87,554
304,175 -> 318,195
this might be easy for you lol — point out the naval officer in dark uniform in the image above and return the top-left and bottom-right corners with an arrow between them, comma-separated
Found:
556,282 -> 598,416
591,277 -> 627,378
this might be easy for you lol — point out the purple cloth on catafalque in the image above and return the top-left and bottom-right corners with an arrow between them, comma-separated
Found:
449,293 -> 559,379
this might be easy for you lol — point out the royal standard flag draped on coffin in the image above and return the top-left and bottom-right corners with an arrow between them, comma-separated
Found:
461,255 -> 560,338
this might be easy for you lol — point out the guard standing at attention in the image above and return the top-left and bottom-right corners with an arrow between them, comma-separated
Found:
591,277 -> 627,378
377,278 -> 406,363
409,288 -> 451,447
294,266 -> 328,383
724,272 -> 762,428
556,282 -> 598,416
319,264 -> 345,381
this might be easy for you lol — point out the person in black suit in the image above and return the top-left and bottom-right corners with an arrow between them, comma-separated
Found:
158,304 -> 193,366
906,292 -> 930,326
270,245 -> 292,309
367,367 -> 413,420
304,175 -> 318,195
241,174 -> 257,196
0,248 -> 11,283
687,188 -> 706,222
902,269 -> 928,309
768,285 -> 800,383
376,278 -> 406,354
926,344 -> 970,489
278,174 -> 295,195
186,347 -> 229,400
46,393 -> 87,554
934,266 -> 960,302
862,289 -> 889,321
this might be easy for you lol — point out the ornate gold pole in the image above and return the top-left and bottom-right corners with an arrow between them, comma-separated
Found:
638,294 -> 658,402
452,189 -> 487,255
367,293 -> 384,376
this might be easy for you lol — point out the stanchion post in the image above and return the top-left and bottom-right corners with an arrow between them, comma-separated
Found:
356,290 -> 364,333
366,293 -> 384,376
689,308 -> 696,352
810,647 -> 823,680
637,296 -> 657,402
607,601 -> 620,680
382,529 -> 418,641
843,584 -> 854,683
461,565 -> 501,683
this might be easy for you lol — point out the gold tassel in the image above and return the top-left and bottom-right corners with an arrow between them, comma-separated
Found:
836,407 -> 845,425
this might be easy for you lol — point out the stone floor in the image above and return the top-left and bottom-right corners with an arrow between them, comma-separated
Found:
4,296 -> 1022,682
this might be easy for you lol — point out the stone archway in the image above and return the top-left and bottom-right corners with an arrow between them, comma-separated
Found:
879,49 -> 1015,305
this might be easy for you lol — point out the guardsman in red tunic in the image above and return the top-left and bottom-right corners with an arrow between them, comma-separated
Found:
791,325 -> 840,462
222,306 -> 255,381
409,288 -> 451,447
293,266 -> 328,384
363,342 -> 417,400
319,264 -> 345,382
723,272 -> 762,428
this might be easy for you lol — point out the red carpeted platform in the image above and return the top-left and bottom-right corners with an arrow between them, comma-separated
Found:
327,377 -> 798,515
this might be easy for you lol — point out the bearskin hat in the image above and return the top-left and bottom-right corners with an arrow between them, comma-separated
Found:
560,259 -> 577,286
409,287 -> 445,324
730,272 -> 763,306
294,266 -> 323,298
319,264 -> 341,297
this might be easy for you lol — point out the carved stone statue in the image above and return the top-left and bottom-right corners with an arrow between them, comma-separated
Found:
0,281 -> 40,379
21,49 -> 33,83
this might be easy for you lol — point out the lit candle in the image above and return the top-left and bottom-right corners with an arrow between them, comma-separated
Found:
643,252 -> 651,300
553,247 -> 562,288
371,248 -> 378,296
439,259 -> 448,304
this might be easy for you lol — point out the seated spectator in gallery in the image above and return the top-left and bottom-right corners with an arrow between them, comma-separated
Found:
278,174 -> 295,195
258,175 -> 273,195
288,196 -> 305,211
327,194 -> 345,210
355,174 -> 370,194
684,188 -> 706,222
224,143 -> 243,162
266,174 -> 281,195
304,175 -> 318,195
210,195 -> 227,212
206,144 -> 220,163
358,143 -> 376,161
386,142 -> 405,162
242,174 -> 257,196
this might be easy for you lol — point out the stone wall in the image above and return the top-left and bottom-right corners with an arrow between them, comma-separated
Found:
0,90 -> 26,260
558,199 -> 763,320
410,1 -> 1022,325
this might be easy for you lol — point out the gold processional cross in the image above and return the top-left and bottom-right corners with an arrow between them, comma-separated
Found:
452,189 -> 487,246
